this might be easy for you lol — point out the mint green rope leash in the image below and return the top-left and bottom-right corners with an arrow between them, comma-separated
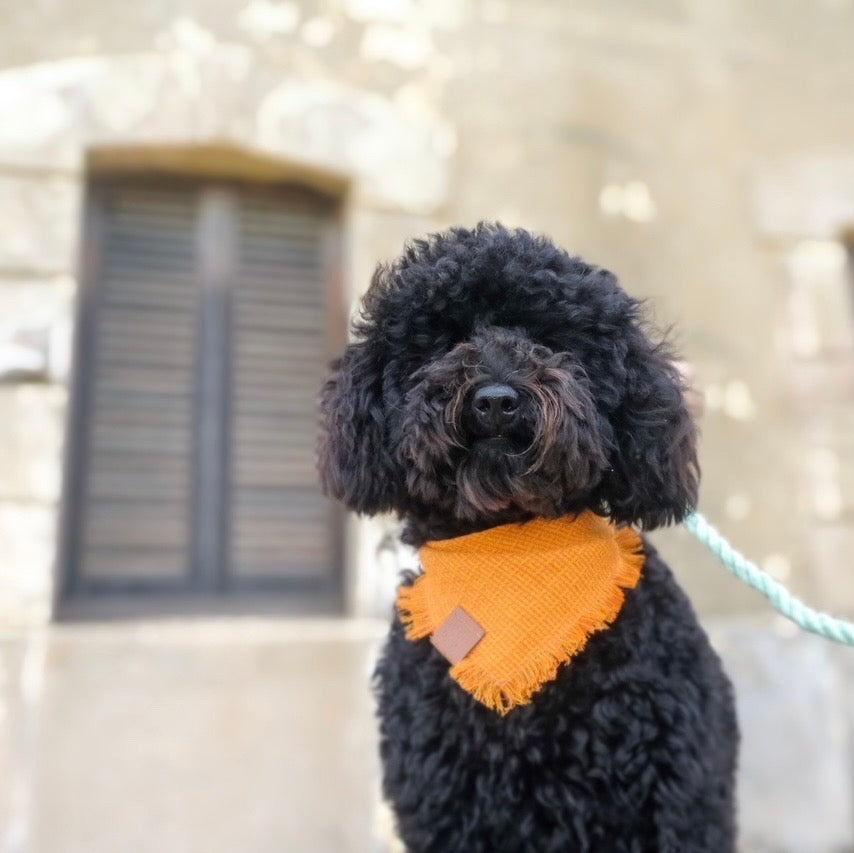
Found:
682,510 -> 854,646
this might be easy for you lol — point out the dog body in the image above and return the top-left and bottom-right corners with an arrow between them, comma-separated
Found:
318,225 -> 738,852
375,546 -> 736,852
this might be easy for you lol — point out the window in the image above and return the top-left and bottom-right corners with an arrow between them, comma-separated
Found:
59,175 -> 344,613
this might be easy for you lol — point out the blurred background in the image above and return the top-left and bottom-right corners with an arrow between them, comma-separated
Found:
1,1 -> 854,850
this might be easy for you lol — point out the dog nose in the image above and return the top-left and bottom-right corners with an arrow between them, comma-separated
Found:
471,384 -> 520,434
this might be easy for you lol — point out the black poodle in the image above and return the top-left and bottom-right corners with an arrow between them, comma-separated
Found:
318,224 -> 738,852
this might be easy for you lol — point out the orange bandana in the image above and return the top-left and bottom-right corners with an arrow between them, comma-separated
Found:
396,512 -> 644,715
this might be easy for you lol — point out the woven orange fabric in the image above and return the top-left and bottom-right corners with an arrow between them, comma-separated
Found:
396,512 -> 644,714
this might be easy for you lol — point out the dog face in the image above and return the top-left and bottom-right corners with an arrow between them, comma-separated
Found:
396,325 -> 608,522
318,224 -> 698,532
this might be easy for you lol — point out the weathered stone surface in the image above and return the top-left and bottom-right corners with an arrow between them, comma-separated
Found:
806,524 -> 854,616
0,178 -> 80,274
3,622 -> 387,853
0,49 -> 452,215
0,2 -> 852,623
0,636 -> 34,852
753,157 -> 854,239
783,241 -> 854,359
0,505 -> 55,628
0,387 -> 66,504
0,277 -> 74,382
707,619 -> 854,853
0,277 -> 72,328
0,58 -> 103,168
0,618 -> 852,852
347,208 -> 434,302
0,49 -> 253,166
257,79 -> 451,212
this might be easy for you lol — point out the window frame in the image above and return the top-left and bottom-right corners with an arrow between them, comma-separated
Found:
55,171 -> 347,619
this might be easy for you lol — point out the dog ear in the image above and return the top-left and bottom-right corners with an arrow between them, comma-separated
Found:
604,328 -> 699,530
317,341 -> 398,514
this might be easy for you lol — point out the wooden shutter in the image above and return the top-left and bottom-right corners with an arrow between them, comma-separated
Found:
76,184 -> 198,588
228,188 -> 338,589
62,177 -> 342,606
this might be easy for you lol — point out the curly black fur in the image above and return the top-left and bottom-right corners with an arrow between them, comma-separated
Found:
318,223 -> 738,851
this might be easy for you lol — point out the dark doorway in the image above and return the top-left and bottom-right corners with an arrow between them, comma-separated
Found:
58,175 -> 345,615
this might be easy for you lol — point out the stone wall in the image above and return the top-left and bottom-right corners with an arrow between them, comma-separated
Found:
1,1 -> 854,849
0,21 -> 454,622
2,0 -> 852,623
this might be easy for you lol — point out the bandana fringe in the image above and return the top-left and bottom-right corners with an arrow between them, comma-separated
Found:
397,582 -> 431,641
451,579 -> 633,715
396,515 -> 645,714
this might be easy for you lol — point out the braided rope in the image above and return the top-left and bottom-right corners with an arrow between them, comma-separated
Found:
681,510 -> 854,646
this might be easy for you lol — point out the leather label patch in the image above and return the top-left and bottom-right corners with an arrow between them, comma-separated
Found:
430,605 -> 485,665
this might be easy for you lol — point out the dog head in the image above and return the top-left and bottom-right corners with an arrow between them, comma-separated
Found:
318,223 -> 698,534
